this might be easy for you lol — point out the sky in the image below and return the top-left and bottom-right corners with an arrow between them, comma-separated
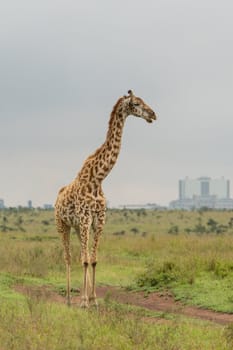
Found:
1,0 -> 233,207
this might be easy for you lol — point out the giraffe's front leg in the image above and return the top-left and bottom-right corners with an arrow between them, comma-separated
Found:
81,262 -> 89,308
79,213 -> 91,308
89,210 -> 106,307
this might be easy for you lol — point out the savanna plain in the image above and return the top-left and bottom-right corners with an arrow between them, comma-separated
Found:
1,208 -> 233,349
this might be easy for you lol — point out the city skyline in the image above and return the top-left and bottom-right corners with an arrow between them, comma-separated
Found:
1,175 -> 233,209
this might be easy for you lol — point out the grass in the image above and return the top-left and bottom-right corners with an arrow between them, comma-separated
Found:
1,208 -> 233,348
173,274 -> 233,312
0,296 -> 230,350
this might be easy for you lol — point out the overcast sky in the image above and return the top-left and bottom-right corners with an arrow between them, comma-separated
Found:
1,0 -> 233,207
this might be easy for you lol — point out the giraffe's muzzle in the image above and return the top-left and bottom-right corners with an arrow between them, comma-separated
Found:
146,111 -> 157,123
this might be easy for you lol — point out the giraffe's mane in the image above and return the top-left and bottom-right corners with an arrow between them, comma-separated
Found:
107,97 -> 124,134
80,97 -> 125,167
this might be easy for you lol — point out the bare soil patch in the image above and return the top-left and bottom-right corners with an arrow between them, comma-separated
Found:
14,284 -> 233,325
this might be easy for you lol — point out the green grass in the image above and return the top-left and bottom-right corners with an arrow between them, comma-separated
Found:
173,274 -> 233,313
0,296 -> 230,350
1,208 -> 233,348
0,274 -> 24,300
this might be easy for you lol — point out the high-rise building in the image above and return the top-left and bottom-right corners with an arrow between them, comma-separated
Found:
179,176 -> 230,200
170,177 -> 233,210
44,204 -> 53,209
0,199 -> 5,209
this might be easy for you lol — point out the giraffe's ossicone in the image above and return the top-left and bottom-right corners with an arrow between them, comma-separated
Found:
55,90 -> 157,308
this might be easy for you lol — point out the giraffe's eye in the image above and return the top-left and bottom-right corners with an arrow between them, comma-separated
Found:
129,101 -> 140,108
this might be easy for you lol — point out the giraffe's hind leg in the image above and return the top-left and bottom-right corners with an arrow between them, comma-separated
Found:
89,210 -> 106,307
56,218 -> 71,306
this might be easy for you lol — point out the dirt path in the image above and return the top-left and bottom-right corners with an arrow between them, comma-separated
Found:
15,284 -> 233,325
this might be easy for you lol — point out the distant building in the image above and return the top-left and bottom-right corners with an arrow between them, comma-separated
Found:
0,199 -> 4,209
119,203 -> 160,210
28,200 -> 33,209
44,204 -> 53,210
178,176 -> 230,200
170,177 -> 233,210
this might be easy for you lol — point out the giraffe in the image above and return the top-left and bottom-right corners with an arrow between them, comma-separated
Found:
55,90 -> 157,307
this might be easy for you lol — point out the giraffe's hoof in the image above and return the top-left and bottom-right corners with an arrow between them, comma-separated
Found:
89,296 -> 98,308
80,298 -> 89,308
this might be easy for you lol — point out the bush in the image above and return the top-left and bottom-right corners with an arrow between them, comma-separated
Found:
136,260 -> 180,289
130,227 -> 139,234
193,223 -> 206,234
168,225 -> 179,235
41,220 -> 50,226
207,259 -> 233,279
112,230 -> 125,236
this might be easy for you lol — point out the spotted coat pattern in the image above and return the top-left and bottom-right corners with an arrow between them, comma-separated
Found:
55,90 -> 156,307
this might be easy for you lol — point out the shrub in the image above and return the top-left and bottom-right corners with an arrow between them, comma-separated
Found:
207,258 -> 233,279
229,217 -> 233,228
130,227 -> 139,234
136,260 -> 180,289
193,223 -> 206,234
41,220 -> 50,226
207,218 -> 218,232
168,225 -> 179,235
113,230 -> 125,236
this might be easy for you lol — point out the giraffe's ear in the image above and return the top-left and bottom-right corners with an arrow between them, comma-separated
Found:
128,90 -> 134,97
127,90 -> 135,102
123,90 -> 134,100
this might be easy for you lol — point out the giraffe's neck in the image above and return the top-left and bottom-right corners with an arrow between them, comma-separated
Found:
77,99 -> 127,185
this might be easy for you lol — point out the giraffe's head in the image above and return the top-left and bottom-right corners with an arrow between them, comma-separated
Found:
124,90 -> 157,123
